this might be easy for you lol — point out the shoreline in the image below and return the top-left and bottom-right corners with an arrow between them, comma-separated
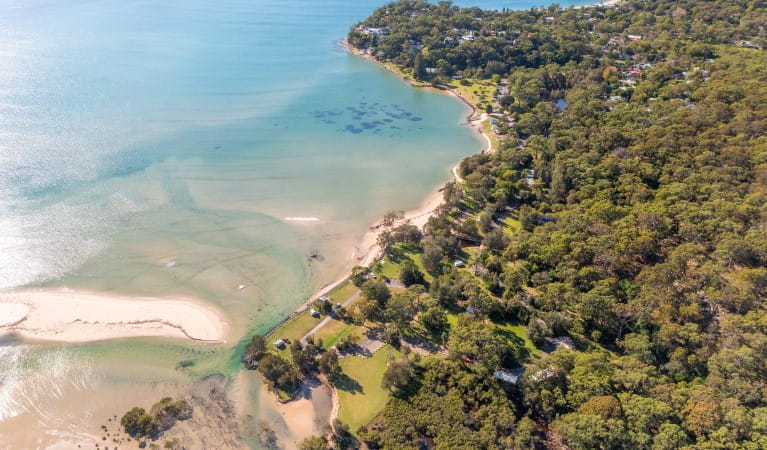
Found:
0,288 -> 229,343
278,41 -> 493,323
259,41 -> 494,429
0,41 -> 491,348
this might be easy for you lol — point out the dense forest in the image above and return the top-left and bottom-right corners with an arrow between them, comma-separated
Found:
340,0 -> 767,449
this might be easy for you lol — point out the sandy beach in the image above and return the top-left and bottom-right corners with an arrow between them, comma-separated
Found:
0,289 -> 229,343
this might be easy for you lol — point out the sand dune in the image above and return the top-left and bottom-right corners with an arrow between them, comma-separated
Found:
0,289 -> 228,343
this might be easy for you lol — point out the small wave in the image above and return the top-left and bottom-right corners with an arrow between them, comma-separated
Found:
284,217 -> 320,222
0,345 -> 95,422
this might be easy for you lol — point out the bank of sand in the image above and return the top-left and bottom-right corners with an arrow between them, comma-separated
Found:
258,378 -> 334,449
0,289 -> 229,343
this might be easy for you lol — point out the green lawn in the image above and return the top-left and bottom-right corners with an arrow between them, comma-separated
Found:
378,243 -> 432,283
460,246 -> 482,262
501,215 -> 522,236
272,283 -> 358,347
272,310 -> 322,345
403,318 -> 446,347
448,79 -> 495,109
494,321 -> 542,360
313,319 -> 359,350
337,347 -> 403,433
328,281 -> 359,303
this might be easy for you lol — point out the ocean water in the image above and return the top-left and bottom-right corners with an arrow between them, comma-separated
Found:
0,0 -> 593,445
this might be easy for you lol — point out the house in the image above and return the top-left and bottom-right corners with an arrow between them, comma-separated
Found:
605,36 -> 624,48
310,308 -> 320,318
359,27 -> 388,37
461,31 -> 475,42
524,169 -> 536,186
466,307 -> 476,315
494,368 -> 524,385
450,230 -> 482,245
738,40 -> 760,49
426,67 -> 438,75
454,259 -> 465,268
529,368 -> 555,382
408,40 -> 424,54
274,339 -> 286,349
627,34 -> 643,42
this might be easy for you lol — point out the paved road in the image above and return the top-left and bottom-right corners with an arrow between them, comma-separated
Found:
300,290 -> 361,344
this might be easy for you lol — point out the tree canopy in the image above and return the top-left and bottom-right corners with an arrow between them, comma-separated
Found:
349,0 -> 767,448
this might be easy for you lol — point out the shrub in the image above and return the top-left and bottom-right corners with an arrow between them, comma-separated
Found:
121,407 -> 157,438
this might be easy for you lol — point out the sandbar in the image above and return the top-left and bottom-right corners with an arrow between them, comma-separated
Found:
0,288 -> 229,343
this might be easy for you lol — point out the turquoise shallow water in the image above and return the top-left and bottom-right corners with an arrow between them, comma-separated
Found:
0,0 -> 593,444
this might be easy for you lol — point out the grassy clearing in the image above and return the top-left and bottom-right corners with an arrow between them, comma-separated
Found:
313,319 -> 358,350
501,215 -> 522,235
494,320 -> 542,360
403,319 -> 446,347
273,310 -> 322,345
459,245 -> 482,263
377,243 -> 432,283
448,79 -> 495,109
328,281 -> 359,303
337,346 -> 403,433
382,61 -> 431,87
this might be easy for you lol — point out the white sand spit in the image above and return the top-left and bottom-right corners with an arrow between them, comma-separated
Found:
0,289 -> 228,343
